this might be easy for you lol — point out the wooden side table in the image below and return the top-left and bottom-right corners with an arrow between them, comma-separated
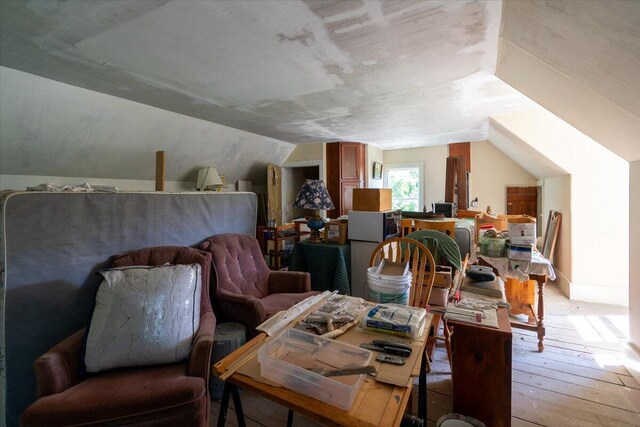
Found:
257,224 -> 301,270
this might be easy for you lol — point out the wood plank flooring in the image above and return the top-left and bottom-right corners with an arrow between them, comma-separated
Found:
210,284 -> 640,426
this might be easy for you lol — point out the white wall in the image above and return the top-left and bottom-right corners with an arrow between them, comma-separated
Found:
630,160 -> 640,350
383,142 -> 536,213
384,145 -> 447,211
541,175 -> 572,297
0,67 -> 294,188
471,141 -> 538,215
285,143 -> 325,164
492,110 -> 629,306
366,145 -> 384,189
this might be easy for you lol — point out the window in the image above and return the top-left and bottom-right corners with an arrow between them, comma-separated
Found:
383,163 -> 423,211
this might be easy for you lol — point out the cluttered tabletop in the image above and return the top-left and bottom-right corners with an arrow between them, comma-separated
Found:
213,291 -> 433,427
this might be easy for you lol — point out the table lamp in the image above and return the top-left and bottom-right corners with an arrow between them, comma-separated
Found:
293,179 -> 335,243
196,167 -> 223,191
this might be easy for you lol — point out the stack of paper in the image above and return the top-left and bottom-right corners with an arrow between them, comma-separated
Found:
444,302 -> 499,328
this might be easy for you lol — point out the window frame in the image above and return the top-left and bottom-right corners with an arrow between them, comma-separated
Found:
383,162 -> 424,211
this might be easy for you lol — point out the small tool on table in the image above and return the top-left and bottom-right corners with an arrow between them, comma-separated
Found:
306,365 -> 377,377
359,340 -> 412,358
375,354 -> 407,365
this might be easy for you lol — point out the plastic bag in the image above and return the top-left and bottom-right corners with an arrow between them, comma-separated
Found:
359,303 -> 427,339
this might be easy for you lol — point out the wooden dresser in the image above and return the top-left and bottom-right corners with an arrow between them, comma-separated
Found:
449,307 -> 512,427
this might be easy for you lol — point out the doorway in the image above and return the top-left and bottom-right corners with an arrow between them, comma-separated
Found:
281,161 -> 322,224
506,186 -> 542,235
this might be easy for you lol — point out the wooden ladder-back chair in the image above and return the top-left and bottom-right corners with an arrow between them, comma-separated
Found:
400,218 -> 414,237
413,219 -> 456,239
369,237 -> 435,417
369,237 -> 436,310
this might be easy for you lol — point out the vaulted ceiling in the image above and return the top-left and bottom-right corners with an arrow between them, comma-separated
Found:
1,0 -> 639,166
0,0 -> 535,150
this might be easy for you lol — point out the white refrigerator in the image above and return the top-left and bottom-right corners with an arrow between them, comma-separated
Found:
348,210 -> 400,298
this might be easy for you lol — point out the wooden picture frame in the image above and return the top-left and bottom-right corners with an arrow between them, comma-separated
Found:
373,162 -> 383,180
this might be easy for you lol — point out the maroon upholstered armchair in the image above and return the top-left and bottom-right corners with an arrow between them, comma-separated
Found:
20,246 -> 216,427
200,233 -> 317,338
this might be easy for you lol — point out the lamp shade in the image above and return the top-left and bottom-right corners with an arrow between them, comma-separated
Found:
196,167 -> 223,190
293,179 -> 335,210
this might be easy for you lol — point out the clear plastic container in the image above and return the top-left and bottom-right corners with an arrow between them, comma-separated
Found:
257,329 -> 373,410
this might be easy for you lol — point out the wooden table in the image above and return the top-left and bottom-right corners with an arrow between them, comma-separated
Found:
257,224 -> 302,270
478,256 -> 549,351
213,316 -> 433,427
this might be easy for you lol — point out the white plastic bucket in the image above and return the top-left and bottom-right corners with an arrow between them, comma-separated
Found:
366,267 -> 412,305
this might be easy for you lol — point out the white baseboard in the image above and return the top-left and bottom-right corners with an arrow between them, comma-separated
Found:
568,282 -> 628,307
549,272 -> 628,306
552,269 -> 571,298
623,343 -> 640,384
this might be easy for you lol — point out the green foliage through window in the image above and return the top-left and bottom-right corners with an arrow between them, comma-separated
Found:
387,168 -> 420,211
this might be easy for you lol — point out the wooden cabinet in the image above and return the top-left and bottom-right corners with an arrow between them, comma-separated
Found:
340,181 -> 360,215
449,308 -> 512,427
327,142 -> 365,217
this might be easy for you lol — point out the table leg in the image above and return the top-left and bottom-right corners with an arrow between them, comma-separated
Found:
287,409 -> 294,427
418,349 -> 427,421
531,274 -> 546,352
217,382 -> 246,427
217,384 -> 231,427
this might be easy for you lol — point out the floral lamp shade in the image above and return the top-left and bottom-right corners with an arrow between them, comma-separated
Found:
293,179 -> 335,211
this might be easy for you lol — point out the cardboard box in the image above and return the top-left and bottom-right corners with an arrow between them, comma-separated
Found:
324,220 -> 348,244
507,243 -> 533,262
376,259 -> 409,276
428,287 -> 449,307
352,188 -> 392,212
433,265 -> 452,289
507,215 -> 537,245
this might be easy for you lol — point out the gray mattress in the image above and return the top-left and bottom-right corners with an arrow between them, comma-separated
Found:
0,191 -> 257,426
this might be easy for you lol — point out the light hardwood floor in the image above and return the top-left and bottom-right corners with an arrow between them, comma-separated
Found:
210,284 -> 640,426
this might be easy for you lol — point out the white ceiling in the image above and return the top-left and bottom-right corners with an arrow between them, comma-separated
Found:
0,0 -> 536,149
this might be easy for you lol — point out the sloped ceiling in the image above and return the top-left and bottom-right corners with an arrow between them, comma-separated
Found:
497,0 -> 640,161
488,117 -> 567,180
0,0 -> 534,150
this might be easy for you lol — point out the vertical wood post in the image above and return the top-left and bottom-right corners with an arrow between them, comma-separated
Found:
155,151 -> 165,191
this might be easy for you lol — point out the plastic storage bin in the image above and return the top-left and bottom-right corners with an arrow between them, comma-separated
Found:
257,329 -> 372,410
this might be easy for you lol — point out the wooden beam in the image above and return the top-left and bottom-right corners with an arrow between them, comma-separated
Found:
456,156 -> 468,210
445,157 -> 456,203
155,151 -> 165,191
448,142 -> 471,172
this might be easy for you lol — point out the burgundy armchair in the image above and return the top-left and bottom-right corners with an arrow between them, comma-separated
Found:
20,246 -> 216,427
200,233 -> 317,338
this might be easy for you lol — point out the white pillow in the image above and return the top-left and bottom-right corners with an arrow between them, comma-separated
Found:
84,264 -> 202,373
